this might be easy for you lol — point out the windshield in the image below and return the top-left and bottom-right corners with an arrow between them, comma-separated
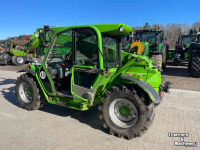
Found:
46,30 -> 72,65
182,36 -> 197,44
136,32 -> 156,43
102,35 -> 117,68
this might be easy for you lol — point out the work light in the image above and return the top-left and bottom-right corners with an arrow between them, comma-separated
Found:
119,26 -> 123,32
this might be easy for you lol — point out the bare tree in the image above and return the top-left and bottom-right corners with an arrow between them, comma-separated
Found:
192,22 -> 200,33
182,23 -> 190,35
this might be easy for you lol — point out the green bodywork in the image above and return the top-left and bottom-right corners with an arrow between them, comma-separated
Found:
24,23 -> 163,111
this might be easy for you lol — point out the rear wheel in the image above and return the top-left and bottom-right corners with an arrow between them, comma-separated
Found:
190,53 -> 200,78
12,56 -> 26,66
188,55 -> 191,71
173,52 -> 181,66
98,85 -> 154,139
15,74 -> 46,110
151,54 -> 162,71
162,51 -> 167,71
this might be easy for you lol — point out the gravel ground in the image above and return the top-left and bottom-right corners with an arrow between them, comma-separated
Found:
0,60 -> 200,91
0,71 -> 200,150
162,60 -> 200,91
0,64 -> 27,72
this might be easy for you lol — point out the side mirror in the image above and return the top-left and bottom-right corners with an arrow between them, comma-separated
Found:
176,41 -> 178,45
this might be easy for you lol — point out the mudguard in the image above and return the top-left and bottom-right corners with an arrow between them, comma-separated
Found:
121,75 -> 161,104
17,69 -> 35,76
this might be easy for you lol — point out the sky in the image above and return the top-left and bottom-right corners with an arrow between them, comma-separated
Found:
0,0 -> 200,40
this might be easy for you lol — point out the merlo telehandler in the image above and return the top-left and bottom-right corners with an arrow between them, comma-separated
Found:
15,24 -> 170,139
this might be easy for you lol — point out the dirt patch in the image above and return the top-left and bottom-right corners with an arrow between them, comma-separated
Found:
162,60 -> 200,91
0,64 -> 26,72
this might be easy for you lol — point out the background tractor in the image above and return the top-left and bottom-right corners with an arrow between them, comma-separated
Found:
173,29 -> 197,66
188,28 -> 200,77
15,23 -> 170,139
125,27 -> 169,71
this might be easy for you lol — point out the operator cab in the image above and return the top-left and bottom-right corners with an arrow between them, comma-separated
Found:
44,28 -> 117,98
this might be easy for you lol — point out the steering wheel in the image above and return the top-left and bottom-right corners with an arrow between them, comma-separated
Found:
65,51 -> 72,61
85,54 -> 98,65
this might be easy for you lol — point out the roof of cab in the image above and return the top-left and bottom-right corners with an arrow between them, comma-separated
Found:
50,23 -> 132,36
94,23 -> 133,36
135,28 -> 163,32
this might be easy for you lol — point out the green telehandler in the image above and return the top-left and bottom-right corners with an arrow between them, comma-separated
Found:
124,27 -> 169,71
0,33 -> 39,66
188,28 -> 200,77
15,23 -> 170,139
173,29 -> 197,66
0,26 -> 56,66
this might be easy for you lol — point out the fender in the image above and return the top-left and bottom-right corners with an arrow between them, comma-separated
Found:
17,69 -> 35,76
121,75 -> 161,104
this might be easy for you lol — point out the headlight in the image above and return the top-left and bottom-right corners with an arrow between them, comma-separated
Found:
119,26 -> 123,32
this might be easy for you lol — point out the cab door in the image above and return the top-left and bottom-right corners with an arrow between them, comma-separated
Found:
71,28 -> 118,102
38,29 -> 73,96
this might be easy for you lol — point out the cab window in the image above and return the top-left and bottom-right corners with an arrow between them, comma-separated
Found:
102,36 -> 117,68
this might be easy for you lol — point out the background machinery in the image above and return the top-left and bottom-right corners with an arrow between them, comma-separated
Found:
173,29 -> 197,66
0,26 -> 55,66
125,27 -> 169,71
188,28 -> 200,77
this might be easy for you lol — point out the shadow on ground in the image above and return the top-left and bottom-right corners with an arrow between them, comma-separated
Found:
0,77 -> 107,134
162,61 -> 190,77
0,78 -> 18,106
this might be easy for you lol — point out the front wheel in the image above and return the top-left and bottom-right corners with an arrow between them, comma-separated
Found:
173,52 -> 181,66
15,74 -> 46,110
190,53 -> 200,78
12,56 -> 26,66
98,85 -> 154,139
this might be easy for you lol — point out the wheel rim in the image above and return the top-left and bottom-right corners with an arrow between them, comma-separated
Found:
17,57 -> 24,64
19,82 -> 32,103
109,98 -> 138,128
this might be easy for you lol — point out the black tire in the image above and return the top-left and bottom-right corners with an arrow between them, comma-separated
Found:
162,51 -> 167,71
173,52 -> 181,66
15,73 -> 46,110
188,55 -> 191,71
188,43 -> 197,71
98,84 -> 154,140
190,53 -> 200,78
151,54 -> 162,71
11,56 -> 26,66
161,44 -> 168,71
